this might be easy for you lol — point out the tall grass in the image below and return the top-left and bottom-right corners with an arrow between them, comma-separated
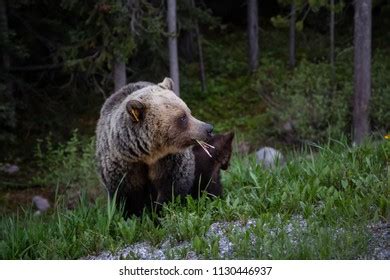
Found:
0,138 -> 388,259
32,130 -> 98,190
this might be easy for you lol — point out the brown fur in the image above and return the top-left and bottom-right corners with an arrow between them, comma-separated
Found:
96,78 -> 213,217
191,132 -> 234,198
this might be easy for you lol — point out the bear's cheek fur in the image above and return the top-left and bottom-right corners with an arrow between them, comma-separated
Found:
166,123 -> 193,150
141,121 -> 186,165
166,117 -> 209,150
143,109 -> 209,163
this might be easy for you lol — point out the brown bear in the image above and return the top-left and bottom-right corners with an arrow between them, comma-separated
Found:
95,78 -> 213,216
191,132 -> 234,199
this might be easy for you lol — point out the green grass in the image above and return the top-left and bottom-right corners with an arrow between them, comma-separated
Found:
0,138 -> 388,259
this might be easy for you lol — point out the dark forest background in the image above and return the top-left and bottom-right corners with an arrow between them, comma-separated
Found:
0,0 -> 389,161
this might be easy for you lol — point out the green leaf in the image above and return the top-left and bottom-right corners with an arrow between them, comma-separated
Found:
296,20 -> 304,32
271,15 -> 289,29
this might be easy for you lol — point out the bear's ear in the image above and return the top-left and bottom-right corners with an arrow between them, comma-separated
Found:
220,132 -> 234,170
126,100 -> 145,123
223,132 -> 235,145
158,77 -> 174,91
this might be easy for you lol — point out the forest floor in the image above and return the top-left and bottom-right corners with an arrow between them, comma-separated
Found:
0,138 -> 388,259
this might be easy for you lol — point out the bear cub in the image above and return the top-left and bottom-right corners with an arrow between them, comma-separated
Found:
191,132 -> 234,198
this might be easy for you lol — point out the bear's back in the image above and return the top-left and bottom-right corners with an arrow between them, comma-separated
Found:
100,81 -> 154,116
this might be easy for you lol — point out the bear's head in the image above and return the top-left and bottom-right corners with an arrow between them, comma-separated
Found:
191,132 -> 234,198
213,132 -> 235,170
122,77 -> 213,164
195,132 -> 235,170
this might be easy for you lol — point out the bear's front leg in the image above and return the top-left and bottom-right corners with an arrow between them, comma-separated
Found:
103,162 -> 151,217
148,150 -> 195,212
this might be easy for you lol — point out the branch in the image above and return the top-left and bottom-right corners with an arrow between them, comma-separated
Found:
9,52 -> 99,72
10,63 -> 64,72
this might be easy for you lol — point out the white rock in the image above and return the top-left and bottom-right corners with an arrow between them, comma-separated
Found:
1,164 -> 20,174
256,147 -> 285,169
32,196 -> 50,212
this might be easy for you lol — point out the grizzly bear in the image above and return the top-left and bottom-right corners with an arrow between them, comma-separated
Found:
95,78 -> 213,216
191,132 -> 234,199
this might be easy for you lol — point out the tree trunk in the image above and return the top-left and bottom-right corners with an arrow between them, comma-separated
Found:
112,0 -> 139,93
0,0 -> 15,112
330,0 -> 335,67
113,58 -> 126,92
0,0 -> 15,129
330,0 -> 335,85
353,0 -> 372,145
127,0 -> 140,34
0,0 -> 10,70
247,0 -> 259,72
191,0 -> 206,92
167,0 -> 180,95
289,2 -> 296,68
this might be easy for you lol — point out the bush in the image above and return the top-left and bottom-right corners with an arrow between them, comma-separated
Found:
256,58 -> 347,142
32,130 -> 98,190
371,51 -> 390,132
257,50 -> 389,144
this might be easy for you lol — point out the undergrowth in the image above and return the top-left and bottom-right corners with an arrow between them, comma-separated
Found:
182,31 -> 389,148
32,130 -> 99,190
0,138 -> 388,259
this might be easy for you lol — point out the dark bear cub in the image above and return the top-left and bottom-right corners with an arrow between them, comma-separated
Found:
191,132 -> 234,198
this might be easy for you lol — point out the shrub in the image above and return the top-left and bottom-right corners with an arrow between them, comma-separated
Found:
257,50 -> 389,144
371,51 -> 390,132
32,130 -> 98,190
256,58 -> 348,142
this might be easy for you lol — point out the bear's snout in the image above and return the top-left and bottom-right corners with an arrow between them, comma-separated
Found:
198,122 -> 214,142
205,123 -> 213,134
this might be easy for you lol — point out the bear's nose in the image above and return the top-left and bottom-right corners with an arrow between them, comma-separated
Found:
206,124 -> 214,135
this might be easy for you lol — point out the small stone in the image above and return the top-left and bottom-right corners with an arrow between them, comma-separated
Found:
185,251 -> 198,260
256,147 -> 285,169
32,196 -> 50,212
33,210 -> 42,216
1,164 -> 20,175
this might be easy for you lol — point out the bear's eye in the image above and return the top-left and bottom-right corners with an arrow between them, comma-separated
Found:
178,113 -> 188,127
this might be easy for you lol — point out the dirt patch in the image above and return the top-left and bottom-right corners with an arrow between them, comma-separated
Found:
0,186 -> 55,214
0,184 -> 105,215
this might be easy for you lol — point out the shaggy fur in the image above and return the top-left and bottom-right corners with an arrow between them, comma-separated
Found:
96,78 -> 213,216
